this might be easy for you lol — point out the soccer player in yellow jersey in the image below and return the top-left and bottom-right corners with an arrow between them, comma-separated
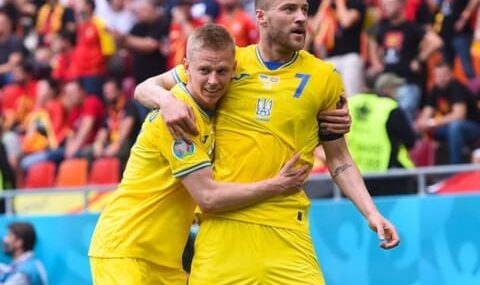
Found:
88,24 -> 310,285
135,1 -> 401,284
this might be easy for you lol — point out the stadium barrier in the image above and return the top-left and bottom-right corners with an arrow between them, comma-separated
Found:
0,164 -> 478,284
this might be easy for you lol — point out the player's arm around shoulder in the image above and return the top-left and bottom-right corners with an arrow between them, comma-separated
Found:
322,137 -> 400,249
134,67 -> 199,139
180,154 -> 310,213
134,70 -> 177,109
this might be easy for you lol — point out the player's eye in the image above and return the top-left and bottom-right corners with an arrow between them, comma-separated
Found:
283,5 -> 295,12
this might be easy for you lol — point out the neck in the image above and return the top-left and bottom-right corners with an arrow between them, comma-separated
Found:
257,37 -> 296,62
13,250 -> 24,259
390,14 -> 405,25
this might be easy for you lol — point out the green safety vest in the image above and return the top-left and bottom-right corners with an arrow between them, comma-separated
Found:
347,93 -> 414,172
0,166 -> 13,191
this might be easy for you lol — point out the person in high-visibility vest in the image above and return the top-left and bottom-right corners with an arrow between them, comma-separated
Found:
347,72 -> 416,195
0,136 -> 16,213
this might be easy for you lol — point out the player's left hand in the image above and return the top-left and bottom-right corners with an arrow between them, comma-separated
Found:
274,153 -> 310,195
317,96 -> 351,134
367,212 -> 400,250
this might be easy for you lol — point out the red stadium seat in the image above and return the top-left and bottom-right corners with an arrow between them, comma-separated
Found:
409,138 -> 436,167
89,157 -> 121,185
24,161 -> 56,189
429,171 -> 480,194
55,158 -> 89,187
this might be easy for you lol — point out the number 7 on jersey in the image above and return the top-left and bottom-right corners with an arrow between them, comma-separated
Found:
293,73 -> 311,98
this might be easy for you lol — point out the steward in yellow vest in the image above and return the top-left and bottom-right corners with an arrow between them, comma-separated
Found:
347,73 -> 415,173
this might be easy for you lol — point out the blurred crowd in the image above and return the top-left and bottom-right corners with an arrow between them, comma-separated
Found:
0,0 -> 479,190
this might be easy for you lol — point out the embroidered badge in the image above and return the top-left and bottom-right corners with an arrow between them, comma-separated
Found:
172,139 -> 195,159
258,74 -> 280,89
256,98 -> 273,121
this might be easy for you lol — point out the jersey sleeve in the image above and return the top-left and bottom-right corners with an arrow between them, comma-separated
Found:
167,137 -> 212,178
319,67 -> 345,141
322,67 -> 344,111
147,109 -> 212,178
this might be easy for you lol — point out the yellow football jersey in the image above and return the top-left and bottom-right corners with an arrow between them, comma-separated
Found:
88,83 -> 215,268
174,45 -> 343,232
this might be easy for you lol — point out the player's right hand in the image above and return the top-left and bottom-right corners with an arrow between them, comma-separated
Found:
367,212 -> 400,250
317,96 -> 351,135
274,153 -> 310,195
160,94 -> 199,141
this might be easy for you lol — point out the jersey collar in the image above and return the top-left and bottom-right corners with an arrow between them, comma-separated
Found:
255,46 -> 299,70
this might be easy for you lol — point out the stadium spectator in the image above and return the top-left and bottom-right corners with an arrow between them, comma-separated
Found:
94,0 -> 136,37
72,0 -> 107,98
309,0 -> 367,96
0,222 -> 47,285
415,61 -> 480,164
216,0 -> 257,47
370,0 -> 436,26
87,78 -> 142,165
121,0 -> 169,85
89,24 -> 308,285
167,0 -> 205,69
348,72 -> 416,195
0,11 -> 26,88
35,0 -> 75,46
434,0 -> 480,93
1,61 -> 37,133
55,80 -> 104,158
50,30 -> 78,83
0,61 -> 38,178
404,0 -> 435,26
21,78 -> 63,156
197,0 -> 222,22
1,0 -> 37,35
21,80 -> 104,170
369,0 -> 442,124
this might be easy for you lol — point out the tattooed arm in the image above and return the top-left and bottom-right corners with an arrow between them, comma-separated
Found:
322,138 -> 400,249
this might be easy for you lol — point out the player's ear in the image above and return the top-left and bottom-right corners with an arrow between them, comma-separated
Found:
184,57 -> 190,75
256,9 -> 266,26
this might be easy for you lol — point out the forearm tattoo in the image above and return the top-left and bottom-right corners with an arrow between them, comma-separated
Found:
331,163 -> 352,178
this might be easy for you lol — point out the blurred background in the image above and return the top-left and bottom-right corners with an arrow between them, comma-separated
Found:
0,0 -> 479,284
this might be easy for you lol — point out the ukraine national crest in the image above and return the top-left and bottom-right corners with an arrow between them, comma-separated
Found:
256,98 -> 273,121
172,139 -> 195,159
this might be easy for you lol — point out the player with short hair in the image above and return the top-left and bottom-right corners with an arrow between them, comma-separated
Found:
88,24 -> 309,285
135,1 -> 400,284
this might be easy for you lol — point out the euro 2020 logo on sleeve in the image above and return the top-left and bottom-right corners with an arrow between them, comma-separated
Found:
173,139 -> 195,159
